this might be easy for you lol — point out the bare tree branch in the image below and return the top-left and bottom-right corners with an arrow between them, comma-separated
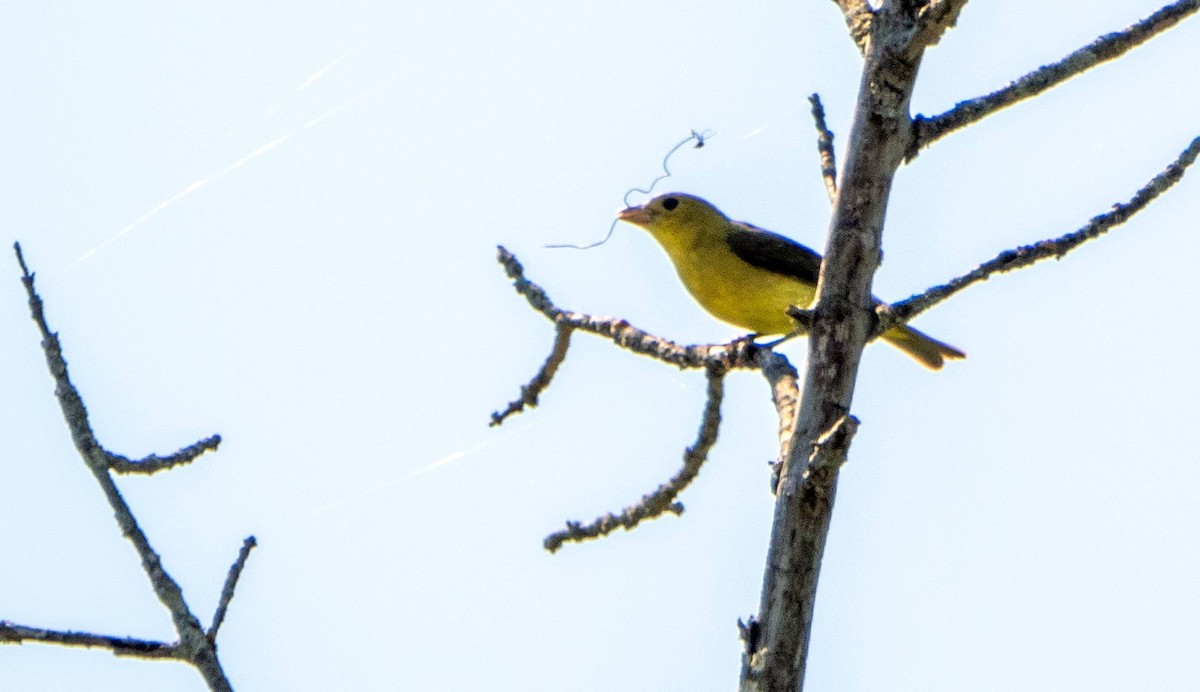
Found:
743,419 -> 845,692
744,2 -> 944,688
208,536 -> 258,641
107,434 -> 223,475
10,243 -> 249,692
544,363 -> 728,553
762,352 -> 800,482
830,0 -> 873,51
0,622 -> 177,659
911,0 -> 969,49
495,245 -> 766,372
878,134 -> 1200,335
495,246 -> 806,551
912,0 -> 1199,154
491,2 -> 1197,690
745,6 -> 1200,682
808,94 -> 838,203
491,321 -> 574,426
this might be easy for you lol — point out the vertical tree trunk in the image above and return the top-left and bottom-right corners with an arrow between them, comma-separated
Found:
742,8 -> 931,690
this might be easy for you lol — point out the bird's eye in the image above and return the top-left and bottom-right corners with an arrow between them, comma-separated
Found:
662,197 -> 679,211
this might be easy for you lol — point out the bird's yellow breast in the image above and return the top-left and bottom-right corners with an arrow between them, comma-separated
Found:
662,234 -> 815,335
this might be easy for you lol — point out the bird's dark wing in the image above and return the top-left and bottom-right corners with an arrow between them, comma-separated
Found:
725,222 -> 822,285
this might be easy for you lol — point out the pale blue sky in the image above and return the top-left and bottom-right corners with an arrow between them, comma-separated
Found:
2,2 -> 1198,690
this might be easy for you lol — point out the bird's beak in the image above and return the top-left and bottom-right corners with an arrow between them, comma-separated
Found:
617,205 -> 652,227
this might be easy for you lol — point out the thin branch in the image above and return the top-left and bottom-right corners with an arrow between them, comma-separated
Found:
490,321 -> 574,426
912,0 -> 1200,154
12,243 -> 235,691
808,93 -> 838,203
497,247 -> 802,551
0,622 -> 177,659
495,245 -> 765,372
911,0 -> 969,49
761,351 -> 800,494
107,434 -> 223,475
543,363 -> 727,553
209,536 -> 258,641
737,616 -> 761,660
878,134 -> 1200,334
831,0 -> 873,51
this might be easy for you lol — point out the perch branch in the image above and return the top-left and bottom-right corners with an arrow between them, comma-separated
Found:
497,246 -> 803,550
495,245 -> 766,372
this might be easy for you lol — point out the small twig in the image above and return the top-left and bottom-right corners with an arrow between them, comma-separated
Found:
491,321 -> 574,426
831,0 -> 873,51
807,415 -> 860,471
107,434 -> 223,475
496,245 -> 563,323
808,94 -> 838,203
911,0 -> 1199,154
911,0 -> 969,49
0,622 -> 177,659
209,536 -> 258,641
878,134 -> 1200,335
784,305 -> 815,332
737,616 -> 762,657
543,363 -> 728,553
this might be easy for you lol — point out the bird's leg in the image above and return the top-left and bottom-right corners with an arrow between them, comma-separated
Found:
729,332 -> 761,347
755,328 -> 806,349
752,305 -> 817,348
785,305 -> 815,331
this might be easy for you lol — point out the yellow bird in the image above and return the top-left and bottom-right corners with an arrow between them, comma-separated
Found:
617,193 -> 965,370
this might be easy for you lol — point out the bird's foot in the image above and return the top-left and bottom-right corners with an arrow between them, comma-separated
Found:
754,329 -> 804,349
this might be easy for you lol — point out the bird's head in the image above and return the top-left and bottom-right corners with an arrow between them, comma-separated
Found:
617,193 -> 728,241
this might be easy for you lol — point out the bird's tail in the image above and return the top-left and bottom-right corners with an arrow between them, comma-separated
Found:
880,324 -> 966,370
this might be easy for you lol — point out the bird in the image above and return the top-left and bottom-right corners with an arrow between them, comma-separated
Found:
616,192 -> 965,369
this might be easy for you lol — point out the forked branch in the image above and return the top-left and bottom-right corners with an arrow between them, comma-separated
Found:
6,243 -> 255,692
493,246 -> 796,551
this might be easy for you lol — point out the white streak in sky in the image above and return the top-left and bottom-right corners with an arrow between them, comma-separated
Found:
316,424 -> 532,514
73,90 -> 371,267
297,52 -> 349,91
303,89 -> 370,129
